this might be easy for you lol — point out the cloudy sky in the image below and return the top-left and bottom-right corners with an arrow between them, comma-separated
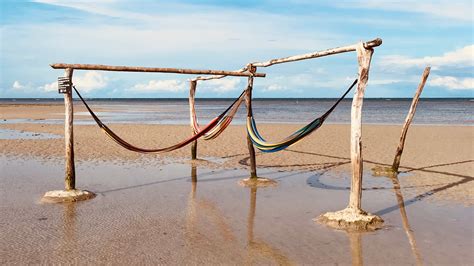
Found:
1,0 -> 472,98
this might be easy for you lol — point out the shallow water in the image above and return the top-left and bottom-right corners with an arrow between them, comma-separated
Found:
1,156 -> 472,264
2,98 -> 472,125
0,128 -> 61,140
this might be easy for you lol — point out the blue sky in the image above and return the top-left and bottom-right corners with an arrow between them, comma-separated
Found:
0,0 -> 472,98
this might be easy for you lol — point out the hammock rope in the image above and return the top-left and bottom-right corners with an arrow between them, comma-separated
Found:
190,87 -> 245,140
73,85 -> 246,154
247,79 -> 358,153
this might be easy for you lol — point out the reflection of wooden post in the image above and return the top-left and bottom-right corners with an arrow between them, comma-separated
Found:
189,80 -> 198,160
245,65 -> 258,179
392,67 -> 430,172
348,43 -> 373,210
348,232 -> 363,266
247,187 -> 257,243
390,174 -> 423,265
64,68 -> 75,191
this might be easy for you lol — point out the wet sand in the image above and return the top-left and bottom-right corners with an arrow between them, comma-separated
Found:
1,156 -> 473,264
1,104 -> 473,264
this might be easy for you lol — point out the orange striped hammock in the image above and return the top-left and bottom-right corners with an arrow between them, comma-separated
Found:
74,85 -> 246,154
190,85 -> 245,140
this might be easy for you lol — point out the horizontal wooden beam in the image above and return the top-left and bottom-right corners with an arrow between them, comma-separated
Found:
251,38 -> 382,67
50,63 -> 266,77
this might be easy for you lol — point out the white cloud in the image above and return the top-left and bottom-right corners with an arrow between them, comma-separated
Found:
333,0 -> 473,22
73,71 -> 108,92
41,81 -> 58,92
130,79 -> 186,92
39,71 -> 108,93
430,75 -> 474,90
381,45 -> 474,70
12,81 -> 25,90
263,84 -> 285,92
202,78 -> 242,93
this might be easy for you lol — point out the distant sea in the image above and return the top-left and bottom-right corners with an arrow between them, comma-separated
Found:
1,98 -> 472,126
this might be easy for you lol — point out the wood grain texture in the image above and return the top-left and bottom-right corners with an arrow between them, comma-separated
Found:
392,67 -> 431,172
64,68 -> 75,190
349,43 -> 374,210
51,63 -> 265,77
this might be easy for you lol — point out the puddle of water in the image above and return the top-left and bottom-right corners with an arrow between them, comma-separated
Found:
0,128 -> 62,140
0,155 -> 472,264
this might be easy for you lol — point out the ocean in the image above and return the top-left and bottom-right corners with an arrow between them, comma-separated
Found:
1,98 -> 472,126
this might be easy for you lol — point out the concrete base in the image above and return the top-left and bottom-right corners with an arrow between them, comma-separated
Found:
238,177 -> 278,188
316,207 -> 384,231
41,189 -> 96,203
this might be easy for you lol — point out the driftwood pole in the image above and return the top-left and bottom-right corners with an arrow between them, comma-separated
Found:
64,68 -> 75,191
317,41 -> 383,230
245,65 -> 258,179
392,67 -> 430,172
348,42 -> 374,211
41,68 -> 95,203
189,80 -> 198,160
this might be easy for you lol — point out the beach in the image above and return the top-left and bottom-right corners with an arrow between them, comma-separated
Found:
1,103 -> 473,264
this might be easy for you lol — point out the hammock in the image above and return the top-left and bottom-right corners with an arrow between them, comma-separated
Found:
73,86 -> 246,154
247,79 -> 358,153
190,88 -> 244,140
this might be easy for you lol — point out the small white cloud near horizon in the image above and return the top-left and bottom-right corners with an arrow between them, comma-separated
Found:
130,79 -> 186,93
40,71 -> 108,93
381,45 -> 474,70
12,81 -> 26,90
430,75 -> 474,90
202,78 -> 242,93
262,84 -> 285,92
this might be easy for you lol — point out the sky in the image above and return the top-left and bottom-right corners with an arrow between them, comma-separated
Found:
0,0 -> 472,98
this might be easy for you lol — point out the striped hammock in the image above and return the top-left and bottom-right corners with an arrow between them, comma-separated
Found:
190,89 -> 245,140
74,86 -> 246,154
247,79 -> 358,153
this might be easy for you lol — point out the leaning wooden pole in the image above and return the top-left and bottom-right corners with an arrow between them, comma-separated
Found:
245,65 -> 258,179
392,67 -> 431,172
189,80 -> 198,160
64,68 -> 75,191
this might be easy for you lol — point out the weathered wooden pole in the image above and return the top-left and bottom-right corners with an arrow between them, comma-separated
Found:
317,42 -> 383,230
41,68 -> 95,203
392,67 -> 430,172
50,63 -> 266,77
348,42 -> 373,211
245,65 -> 258,179
64,68 -> 76,191
189,80 -> 198,160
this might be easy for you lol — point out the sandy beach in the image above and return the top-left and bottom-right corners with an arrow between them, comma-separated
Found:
1,103 -> 473,264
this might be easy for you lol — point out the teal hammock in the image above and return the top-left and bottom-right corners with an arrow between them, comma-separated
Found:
247,79 -> 358,153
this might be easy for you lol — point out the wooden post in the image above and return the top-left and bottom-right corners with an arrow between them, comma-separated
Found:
348,42 -> 374,210
245,65 -> 258,179
64,68 -> 75,191
317,41 -> 383,230
189,80 -> 198,160
392,67 -> 430,172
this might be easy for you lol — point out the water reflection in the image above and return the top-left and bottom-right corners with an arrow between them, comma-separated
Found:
186,165 -> 292,264
245,186 -> 293,265
389,173 -> 423,265
57,203 -> 78,263
348,232 -> 363,266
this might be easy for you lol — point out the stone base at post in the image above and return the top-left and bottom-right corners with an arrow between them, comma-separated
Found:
238,177 -> 278,188
41,189 -> 96,203
316,207 -> 383,231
